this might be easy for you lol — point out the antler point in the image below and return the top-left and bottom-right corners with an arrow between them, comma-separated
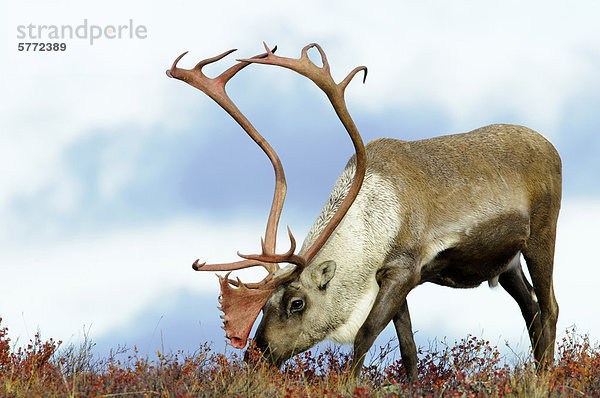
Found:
192,259 -> 205,270
260,237 -> 267,253
222,271 -> 233,284
262,41 -> 271,53
236,277 -> 248,291
167,51 -> 190,78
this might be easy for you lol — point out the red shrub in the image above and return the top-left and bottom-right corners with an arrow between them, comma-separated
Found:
1,317 -> 599,397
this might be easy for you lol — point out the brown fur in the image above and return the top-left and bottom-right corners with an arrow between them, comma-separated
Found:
253,124 -> 561,381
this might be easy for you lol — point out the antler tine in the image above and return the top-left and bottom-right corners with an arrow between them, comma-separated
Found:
299,44 -> 367,92
192,258 -> 278,274
239,43 -> 368,264
166,51 -> 189,78
194,48 -> 238,70
167,46 -> 285,261
340,66 -> 368,92
238,226 -> 306,267
223,275 -> 274,289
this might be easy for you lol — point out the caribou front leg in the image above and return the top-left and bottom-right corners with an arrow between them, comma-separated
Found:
351,261 -> 419,378
393,300 -> 418,382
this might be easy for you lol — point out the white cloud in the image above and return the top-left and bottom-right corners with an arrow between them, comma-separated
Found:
2,0 -> 599,211
0,216 -> 294,344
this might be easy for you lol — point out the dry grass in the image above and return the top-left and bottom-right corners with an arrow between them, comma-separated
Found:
1,317 -> 599,397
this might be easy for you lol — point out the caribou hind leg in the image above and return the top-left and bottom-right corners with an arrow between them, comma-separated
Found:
498,255 -> 544,361
522,230 -> 559,368
520,190 -> 560,368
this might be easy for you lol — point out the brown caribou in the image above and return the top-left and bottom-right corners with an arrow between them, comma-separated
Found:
166,43 -> 561,380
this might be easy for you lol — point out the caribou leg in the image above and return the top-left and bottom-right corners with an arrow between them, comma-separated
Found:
523,231 -> 559,368
498,259 -> 543,362
351,261 -> 418,377
393,300 -> 418,382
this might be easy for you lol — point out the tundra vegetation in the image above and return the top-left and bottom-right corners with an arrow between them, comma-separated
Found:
1,319 -> 599,397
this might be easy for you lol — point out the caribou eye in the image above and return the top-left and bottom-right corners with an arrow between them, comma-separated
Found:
289,298 -> 304,313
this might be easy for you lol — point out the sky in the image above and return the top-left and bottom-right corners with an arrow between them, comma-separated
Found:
1,0 -> 599,361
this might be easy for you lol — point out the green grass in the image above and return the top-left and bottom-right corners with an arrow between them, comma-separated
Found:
1,317 -> 599,397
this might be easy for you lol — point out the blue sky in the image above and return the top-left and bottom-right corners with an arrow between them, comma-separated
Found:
1,0 -> 599,359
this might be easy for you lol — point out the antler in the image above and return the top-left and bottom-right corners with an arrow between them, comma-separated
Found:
167,47 -> 305,348
167,46 -> 289,265
166,43 -> 367,349
238,42 -> 367,264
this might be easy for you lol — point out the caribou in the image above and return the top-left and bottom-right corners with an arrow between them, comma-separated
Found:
166,43 -> 562,380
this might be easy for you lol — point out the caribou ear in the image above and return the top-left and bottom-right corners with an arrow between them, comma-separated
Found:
310,260 -> 336,289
